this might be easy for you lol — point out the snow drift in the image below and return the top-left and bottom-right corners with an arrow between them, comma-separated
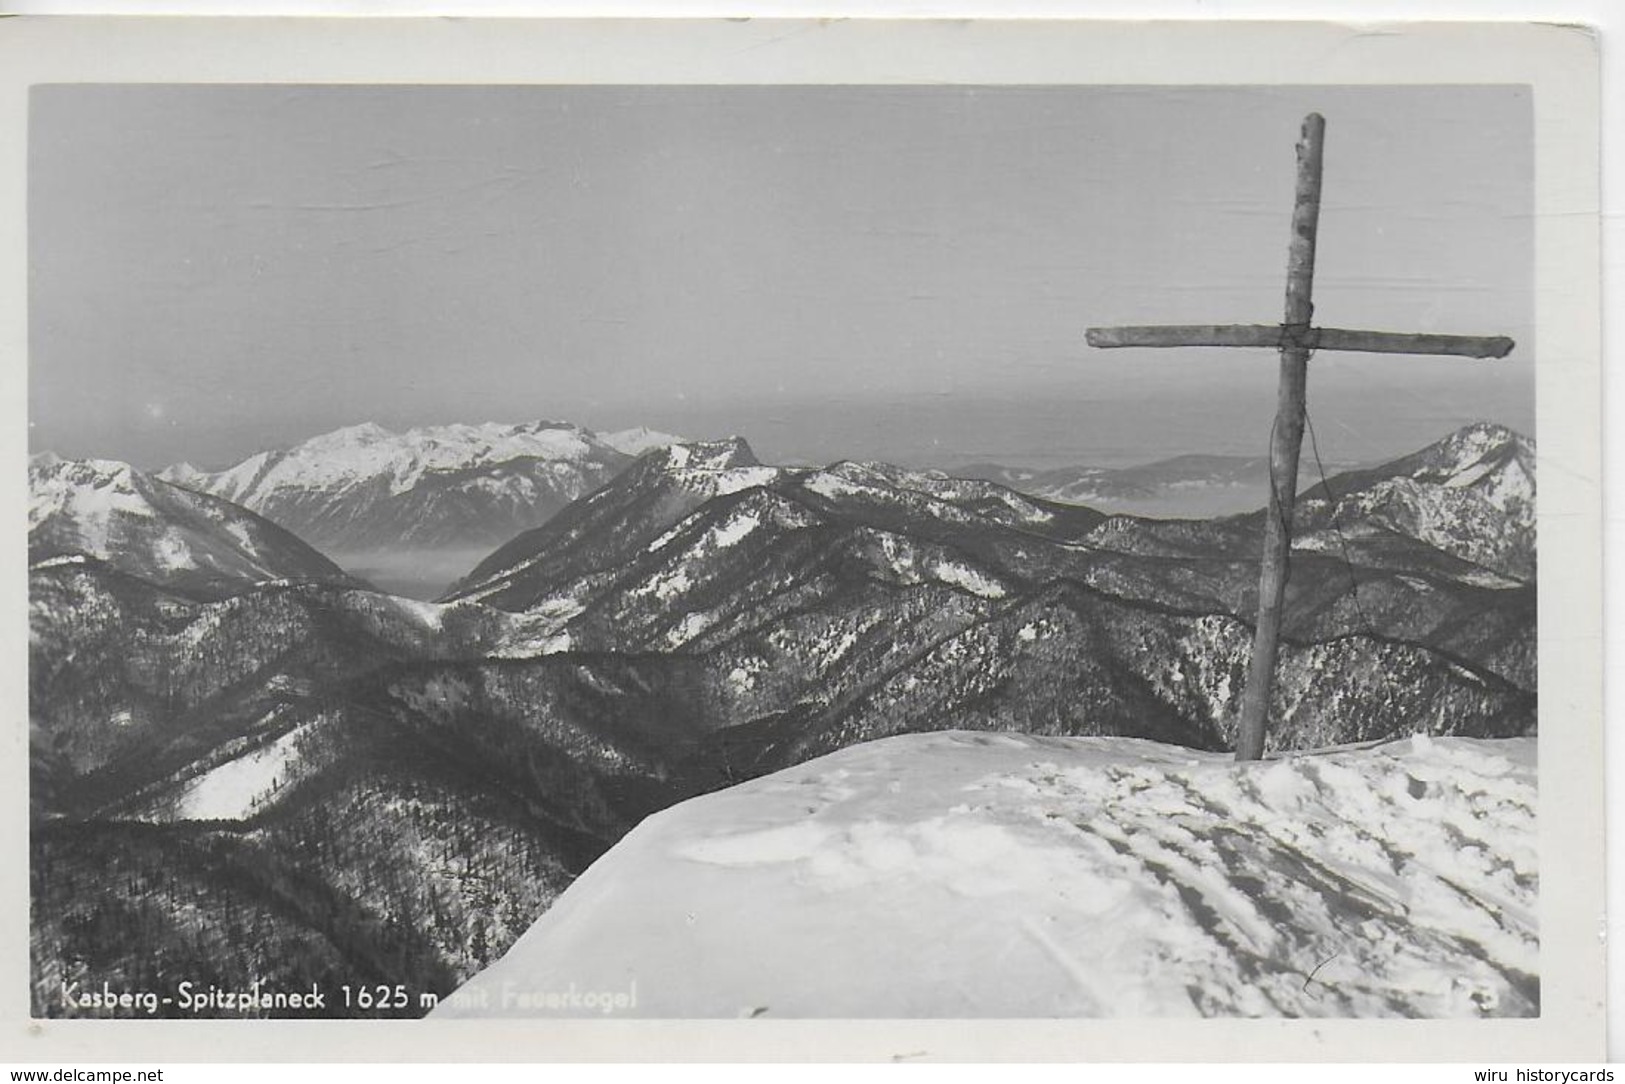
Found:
434,730 -> 1536,1019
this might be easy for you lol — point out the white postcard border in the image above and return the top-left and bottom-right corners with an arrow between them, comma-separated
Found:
0,16 -> 1602,1062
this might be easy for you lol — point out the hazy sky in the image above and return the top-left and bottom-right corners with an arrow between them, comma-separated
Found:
29,83 -> 1531,470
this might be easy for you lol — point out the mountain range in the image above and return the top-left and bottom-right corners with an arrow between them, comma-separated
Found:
951,451 -> 1361,519
442,424 -> 1532,770
953,454 -> 1272,517
29,420 -> 1536,1017
161,421 -> 682,598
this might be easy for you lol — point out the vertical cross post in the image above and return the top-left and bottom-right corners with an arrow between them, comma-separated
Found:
1234,113 -> 1325,761
1087,112 -> 1511,761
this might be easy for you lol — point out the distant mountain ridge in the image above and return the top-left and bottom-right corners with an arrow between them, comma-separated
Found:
955,451 -> 1363,519
161,420 -> 685,597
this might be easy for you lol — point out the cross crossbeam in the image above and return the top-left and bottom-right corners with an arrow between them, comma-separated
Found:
1085,324 -> 1513,359
1085,112 -> 1514,762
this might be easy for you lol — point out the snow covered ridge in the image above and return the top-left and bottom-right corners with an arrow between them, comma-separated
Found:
29,454 -> 149,534
598,426 -> 685,457
162,419 -> 684,502
436,730 -> 1536,1019
154,420 -> 688,561
1295,422 -> 1535,581
28,454 -> 361,594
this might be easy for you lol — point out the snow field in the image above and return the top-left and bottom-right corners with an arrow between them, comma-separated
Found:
171,721 -> 318,821
436,729 -> 1536,1019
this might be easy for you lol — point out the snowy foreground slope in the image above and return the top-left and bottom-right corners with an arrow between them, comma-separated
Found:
434,731 -> 1536,1019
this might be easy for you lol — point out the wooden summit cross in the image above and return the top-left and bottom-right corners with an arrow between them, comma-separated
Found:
1086,112 -> 1514,763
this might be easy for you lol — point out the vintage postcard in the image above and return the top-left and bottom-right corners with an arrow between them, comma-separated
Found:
0,16 -> 1603,1062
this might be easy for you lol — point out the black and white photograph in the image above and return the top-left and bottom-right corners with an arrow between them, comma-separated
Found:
6,15 -> 1605,1063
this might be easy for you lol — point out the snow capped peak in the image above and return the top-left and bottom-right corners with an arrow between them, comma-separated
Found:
823,460 -> 918,485
1394,423 -> 1535,511
1448,420 -> 1521,445
157,461 -> 204,486
798,460 -> 1058,530
596,426 -> 685,457
1293,422 -> 1536,581
151,419 -> 703,565
332,421 -> 391,441
30,453 -> 142,504
655,438 -> 760,472
29,454 -> 184,559
167,423 -> 740,524
526,418 -> 586,434
1425,422 -> 1529,474
822,460 -> 996,501
172,419 -> 629,507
